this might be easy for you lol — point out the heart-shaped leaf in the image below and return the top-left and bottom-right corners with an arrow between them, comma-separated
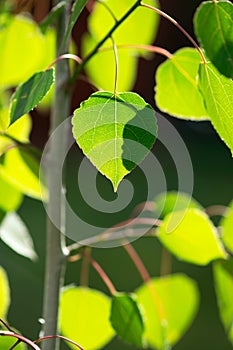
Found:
136,274 -> 199,349
0,267 -> 10,319
157,208 -> 227,265
0,213 -> 37,260
72,91 -> 157,191
110,293 -> 144,347
60,287 -> 115,350
198,62 -> 233,155
155,48 -> 209,120
214,259 -> 233,344
10,68 -> 55,125
221,200 -> 233,253
194,1 -> 233,78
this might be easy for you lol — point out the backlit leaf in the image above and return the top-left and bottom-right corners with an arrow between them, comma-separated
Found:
155,48 -> 209,120
110,293 -> 144,346
60,287 -> 114,350
82,0 -> 159,91
0,266 -> 10,319
0,148 -> 47,200
0,213 -> 37,260
198,62 -> 233,155
0,173 -> 23,212
214,259 -> 233,344
194,1 -> 233,78
221,200 -> 233,253
154,191 -> 202,218
72,91 -> 157,191
0,335 -> 26,349
136,274 -> 199,349
0,15 -> 55,88
157,208 -> 227,265
10,68 -> 55,125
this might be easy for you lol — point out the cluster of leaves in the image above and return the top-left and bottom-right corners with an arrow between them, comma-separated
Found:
0,0 -> 233,350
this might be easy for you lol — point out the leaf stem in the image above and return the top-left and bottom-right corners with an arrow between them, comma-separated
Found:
34,335 -> 84,350
80,247 -> 91,287
0,331 -> 41,350
83,251 -> 117,295
70,0 -> 141,83
99,44 -> 172,59
111,36 -> 119,94
123,242 -> 150,282
46,53 -> 82,70
141,2 -> 207,64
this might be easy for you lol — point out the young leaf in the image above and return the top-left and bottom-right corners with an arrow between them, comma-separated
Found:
72,91 -> 157,192
0,148 -> 47,200
0,266 -> 10,319
110,293 -> 144,347
136,274 -> 199,350
82,0 -> 159,91
194,1 -> 233,78
157,208 -> 227,265
198,62 -> 233,155
10,68 -> 55,125
155,48 -> 209,120
63,0 -> 88,47
214,259 -> 233,344
60,287 -> 114,350
154,191 -> 202,218
0,212 -> 37,260
221,200 -> 233,253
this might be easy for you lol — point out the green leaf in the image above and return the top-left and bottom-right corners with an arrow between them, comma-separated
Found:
0,266 -> 10,319
194,1 -> 233,78
110,293 -> 144,347
221,200 -> 233,253
63,0 -> 88,47
155,48 -> 209,120
198,62 -> 233,155
154,191 -> 202,218
72,91 -> 157,192
136,274 -> 199,350
0,213 -> 37,260
60,287 -> 115,350
157,208 -> 227,265
0,15 -> 55,88
213,259 -> 233,344
82,0 -> 159,91
0,148 -> 47,200
39,1 -> 66,34
10,68 -> 55,125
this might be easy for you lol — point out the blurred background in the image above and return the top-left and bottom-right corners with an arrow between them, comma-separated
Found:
0,0 -> 233,349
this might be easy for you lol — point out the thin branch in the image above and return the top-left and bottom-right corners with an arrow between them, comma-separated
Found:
96,0 -> 118,23
0,331 -> 41,350
83,252 -> 117,295
46,53 -> 82,70
160,248 -> 172,276
205,205 -> 228,217
70,0 -> 141,83
123,242 -> 151,282
34,335 -> 84,350
141,2 -> 207,64
0,319 -> 14,332
99,44 -> 172,59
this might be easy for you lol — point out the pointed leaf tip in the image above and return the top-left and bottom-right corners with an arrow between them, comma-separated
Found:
72,91 -> 157,191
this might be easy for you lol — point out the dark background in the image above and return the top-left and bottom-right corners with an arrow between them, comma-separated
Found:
1,0 -> 233,349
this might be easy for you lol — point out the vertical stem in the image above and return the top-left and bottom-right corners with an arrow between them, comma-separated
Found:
42,1 -> 70,349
